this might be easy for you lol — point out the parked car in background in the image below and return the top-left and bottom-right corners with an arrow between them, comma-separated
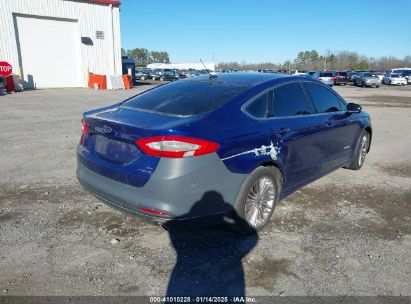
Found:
77,73 -> 372,233
293,70 -> 307,75
347,71 -> 359,83
257,69 -> 278,74
159,71 -> 180,82
150,70 -> 163,81
135,68 -> 151,81
332,71 -> 349,85
382,73 -> 407,86
390,68 -> 411,74
375,72 -> 385,82
0,77 -> 7,95
178,72 -> 187,79
311,71 -> 334,86
185,71 -> 201,78
354,72 -> 380,88
399,70 -> 411,84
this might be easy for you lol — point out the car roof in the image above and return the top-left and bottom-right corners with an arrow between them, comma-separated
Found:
184,72 -> 295,87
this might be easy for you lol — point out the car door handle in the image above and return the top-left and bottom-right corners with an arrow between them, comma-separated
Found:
275,128 -> 291,135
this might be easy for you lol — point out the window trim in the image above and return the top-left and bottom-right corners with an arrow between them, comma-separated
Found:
242,80 -> 314,120
242,80 -> 350,120
243,90 -> 270,119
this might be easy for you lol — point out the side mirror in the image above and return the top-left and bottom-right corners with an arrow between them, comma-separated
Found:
347,103 -> 362,114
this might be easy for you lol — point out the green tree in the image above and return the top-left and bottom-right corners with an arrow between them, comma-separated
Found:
294,51 -> 305,69
127,48 -> 151,66
309,50 -> 320,69
150,51 -> 170,63
282,60 -> 292,71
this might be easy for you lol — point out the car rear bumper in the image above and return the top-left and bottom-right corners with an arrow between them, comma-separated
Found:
320,79 -> 334,86
364,81 -> 380,86
76,153 -> 247,224
334,79 -> 347,84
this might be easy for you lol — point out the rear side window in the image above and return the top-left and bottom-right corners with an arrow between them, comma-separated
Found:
272,82 -> 311,117
122,80 -> 249,116
245,92 -> 269,118
304,82 -> 343,113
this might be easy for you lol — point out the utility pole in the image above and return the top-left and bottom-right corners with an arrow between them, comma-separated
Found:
212,53 -> 215,71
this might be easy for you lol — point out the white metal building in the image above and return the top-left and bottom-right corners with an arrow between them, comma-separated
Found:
0,0 -> 122,88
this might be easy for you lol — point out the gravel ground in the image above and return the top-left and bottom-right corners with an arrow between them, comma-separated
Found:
0,82 -> 410,296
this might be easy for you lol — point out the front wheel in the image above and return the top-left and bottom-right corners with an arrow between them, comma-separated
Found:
227,166 -> 281,233
346,131 -> 370,170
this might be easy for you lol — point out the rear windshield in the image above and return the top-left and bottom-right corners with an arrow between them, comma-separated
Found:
337,72 -> 347,76
320,72 -> 333,77
391,74 -> 400,78
122,80 -> 249,116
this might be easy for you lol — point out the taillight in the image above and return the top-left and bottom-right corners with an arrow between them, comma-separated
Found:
136,136 -> 220,158
81,118 -> 89,144
318,77 -> 323,80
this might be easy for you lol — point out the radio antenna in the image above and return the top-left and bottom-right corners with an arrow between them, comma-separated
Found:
200,59 -> 217,80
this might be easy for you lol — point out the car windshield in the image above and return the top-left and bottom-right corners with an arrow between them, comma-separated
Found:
122,80 -> 249,116
391,74 -> 400,78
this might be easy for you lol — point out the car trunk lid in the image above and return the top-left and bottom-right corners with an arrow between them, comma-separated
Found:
78,105 -> 196,187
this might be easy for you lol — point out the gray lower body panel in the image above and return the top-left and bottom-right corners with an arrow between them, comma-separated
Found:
77,153 -> 247,223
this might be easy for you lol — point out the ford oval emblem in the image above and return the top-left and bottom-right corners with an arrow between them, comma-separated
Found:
102,125 -> 112,133
95,125 -> 112,134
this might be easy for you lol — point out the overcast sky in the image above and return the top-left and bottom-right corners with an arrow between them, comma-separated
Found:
120,0 -> 411,63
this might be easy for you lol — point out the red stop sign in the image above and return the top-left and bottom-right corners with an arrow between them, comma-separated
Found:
0,62 -> 13,77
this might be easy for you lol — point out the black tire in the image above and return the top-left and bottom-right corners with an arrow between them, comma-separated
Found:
226,166 -> 282,234
346,130 -> 370,170
362,82 -> 365,88
376,86 -> 380,88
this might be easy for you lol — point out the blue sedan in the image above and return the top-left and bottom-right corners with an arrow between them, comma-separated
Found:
77,73 -> 372,233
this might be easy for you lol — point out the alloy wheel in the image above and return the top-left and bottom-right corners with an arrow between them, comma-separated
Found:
245,177 -> 275,228
358,134 -> 369,166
